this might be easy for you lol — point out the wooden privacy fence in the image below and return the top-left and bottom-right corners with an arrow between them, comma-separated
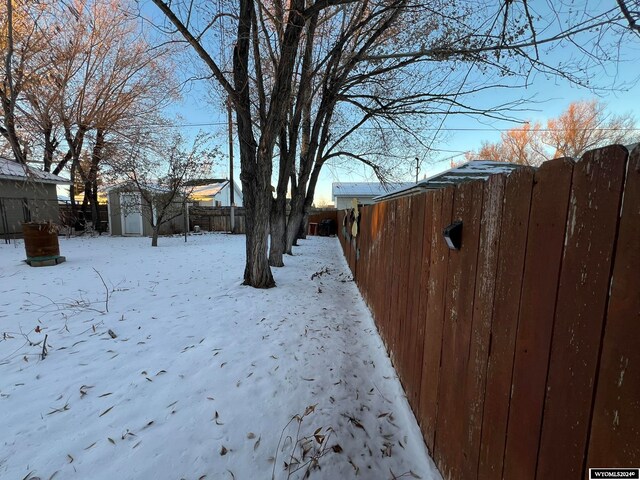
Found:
337,145 -> 639,480
189,206 -> 246,233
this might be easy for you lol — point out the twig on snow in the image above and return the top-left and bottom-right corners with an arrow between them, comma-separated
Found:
93,268 -> 110,312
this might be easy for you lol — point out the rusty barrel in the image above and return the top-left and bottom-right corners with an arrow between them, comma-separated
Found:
22,222 -> 60,258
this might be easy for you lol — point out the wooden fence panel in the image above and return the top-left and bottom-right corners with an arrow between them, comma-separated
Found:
367,203 -> 381,325
389,198 -> 406,367
418,186 -> 454,452
461,174 -> 506,479
412,194 -> 434,417
393,197 -> 413,383
536,145 -> 628,479
502,158 -> 574,479
383,200 -> 400,355
434,180 -> 484,480
355,206 -> 367,291
478,167 -> 534,480
404,194 -> 427,412
586,146 -> 640,468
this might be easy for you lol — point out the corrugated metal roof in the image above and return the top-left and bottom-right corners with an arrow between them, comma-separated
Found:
0,156 -> 72,184
332,182 -> 413,198
374,161 -> 524,201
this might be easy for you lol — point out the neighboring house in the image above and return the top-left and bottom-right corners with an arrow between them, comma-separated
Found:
374,161 -> 522,202
332,182 -> 413,209
185,178 -> 243,207
106,182 -> 187,237
0,156 -> 71,236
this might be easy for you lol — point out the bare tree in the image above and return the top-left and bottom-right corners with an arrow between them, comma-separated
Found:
151,0 -> 640,287
281,0 -> 640,251
544,100 -> 637,158
0,0 -> 49,164
151,0 -> 325,287
110,132 -> 217,247
466,100 -> 637,164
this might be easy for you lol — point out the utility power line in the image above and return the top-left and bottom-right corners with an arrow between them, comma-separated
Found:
121,121 -> 640,132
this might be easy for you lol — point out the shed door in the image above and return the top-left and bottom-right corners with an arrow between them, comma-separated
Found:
120,193 -> 143,235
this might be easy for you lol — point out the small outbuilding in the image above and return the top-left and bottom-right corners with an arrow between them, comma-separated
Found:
0,156 -> 71,237
106,182 -> 188,237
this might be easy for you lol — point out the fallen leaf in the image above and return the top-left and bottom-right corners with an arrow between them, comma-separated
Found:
99,406 -> 114,417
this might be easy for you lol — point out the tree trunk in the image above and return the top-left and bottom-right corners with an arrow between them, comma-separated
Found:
298,212 -> 308,240
269,127 -> 291,267
285,201 -> 303,254
86,129 -> 104,226
0,0 -> 27,165
242,189 -> 275,287
151,226 -> 159,247
269,196 -> 287,267
42,124 -> 58,173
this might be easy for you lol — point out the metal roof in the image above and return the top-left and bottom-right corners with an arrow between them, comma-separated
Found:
374,161 -> 524,202
0,156 -> 72,185
332,181 -> 413,198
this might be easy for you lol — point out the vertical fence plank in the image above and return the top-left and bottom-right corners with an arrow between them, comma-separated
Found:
381,200 -> 399,349
536,145 -> 628,479
365,204 -> 376,306
355,205 -> 368,296
586,146 -> 640,469
418,186 -> 454,453
502,158 -> 574,479
370,202 -> 385,330
478,167 -> 535,480
389,198 -> 407,366
404,194 -> 427,412
394,196 -> 413,385
461,173 -> 506,479
434,180 -> 484,480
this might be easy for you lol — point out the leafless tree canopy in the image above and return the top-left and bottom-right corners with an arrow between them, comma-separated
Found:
148,0 -> 639,287
1,0 -> 179,228
465,99 -> 638,166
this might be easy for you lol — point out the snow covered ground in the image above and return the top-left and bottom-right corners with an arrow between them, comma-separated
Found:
0,233 -> 440,480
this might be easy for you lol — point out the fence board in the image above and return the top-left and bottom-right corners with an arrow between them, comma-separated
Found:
502,158 -> 574,479
367,203 -> 381,325
460,173 -> 506,479
586,146 -> 640,469
478,167 -> 534,480
434,180 -> 484,480
381,200 -> 398,347
355,206 -> 367,288
418,186 -> 454,452
394,197 -> 413,384
536,145 -> 628,479
404,194 -> 427,411
389,198 -> 405,366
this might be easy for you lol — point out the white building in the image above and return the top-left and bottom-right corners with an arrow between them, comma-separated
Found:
187,179 -> 243,207
332,182 -> 412,209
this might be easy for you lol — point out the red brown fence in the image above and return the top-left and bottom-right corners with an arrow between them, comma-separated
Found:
337,145 -> 639,480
